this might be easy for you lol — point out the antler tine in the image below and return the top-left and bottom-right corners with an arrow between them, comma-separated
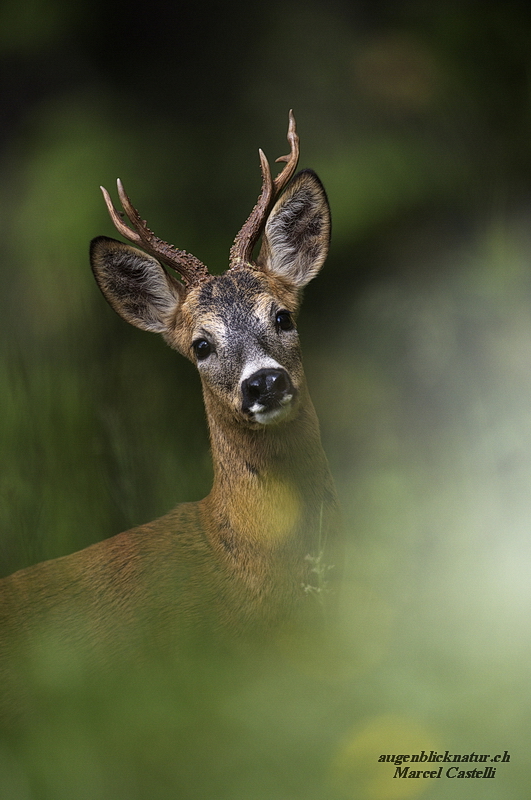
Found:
273,109 -> 299,195
229,111 -> 300,269
100,184 -> 143,246
100,180 -> 210,287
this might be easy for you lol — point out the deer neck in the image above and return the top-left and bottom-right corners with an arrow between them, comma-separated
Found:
200,384 -> 336,574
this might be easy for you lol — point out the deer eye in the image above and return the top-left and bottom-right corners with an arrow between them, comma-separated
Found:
193,338 -> 212,360
275,310 -> 294,332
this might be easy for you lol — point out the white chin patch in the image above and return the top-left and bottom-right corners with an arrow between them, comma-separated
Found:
249,395 -> 294,425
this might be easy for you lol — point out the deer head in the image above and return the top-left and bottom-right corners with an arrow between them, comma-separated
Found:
90,113 -> 330,429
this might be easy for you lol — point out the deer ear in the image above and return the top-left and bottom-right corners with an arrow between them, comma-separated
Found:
90,236 -> 184,333
256,169 -> 331,289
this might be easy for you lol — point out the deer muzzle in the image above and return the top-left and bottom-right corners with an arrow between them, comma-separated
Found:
241,368 -> 296,423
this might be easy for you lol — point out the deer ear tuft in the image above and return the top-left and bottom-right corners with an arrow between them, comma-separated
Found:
256,169 -> 330,290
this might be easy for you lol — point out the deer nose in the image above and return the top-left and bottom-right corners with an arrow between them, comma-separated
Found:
241,368 -> 294,412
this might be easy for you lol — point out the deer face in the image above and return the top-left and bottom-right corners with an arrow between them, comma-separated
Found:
90,145 -> 331,429
171,269 -> 304,426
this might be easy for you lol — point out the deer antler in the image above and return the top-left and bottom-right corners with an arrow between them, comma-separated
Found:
100,179 -> 210,287
229,110 -> 300,268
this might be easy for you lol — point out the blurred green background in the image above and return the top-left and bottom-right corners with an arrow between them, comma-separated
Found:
1,0 -> 531,797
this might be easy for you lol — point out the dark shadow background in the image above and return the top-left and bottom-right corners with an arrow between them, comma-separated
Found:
1,1 -> 531,797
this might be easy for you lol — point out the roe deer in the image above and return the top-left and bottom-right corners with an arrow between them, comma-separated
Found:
0,113 -> 340,663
